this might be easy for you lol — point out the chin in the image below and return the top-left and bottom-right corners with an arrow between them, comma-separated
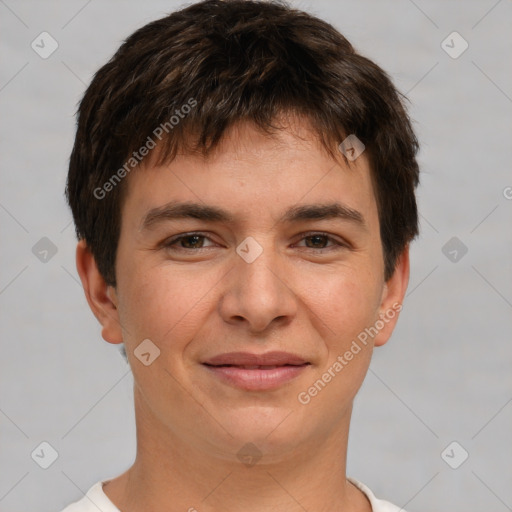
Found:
214,405 -> 308,453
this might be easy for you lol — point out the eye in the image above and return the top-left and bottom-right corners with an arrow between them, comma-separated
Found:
162,232 -> 216,251
294,232 -> 347,251
160,231 -> 348,253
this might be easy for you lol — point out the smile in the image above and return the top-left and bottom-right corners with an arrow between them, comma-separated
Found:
202,352 -> 311,390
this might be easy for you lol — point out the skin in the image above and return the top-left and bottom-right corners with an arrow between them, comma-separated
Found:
76,115 -> 410,512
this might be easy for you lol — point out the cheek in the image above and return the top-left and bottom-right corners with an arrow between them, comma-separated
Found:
117,263 -> 218,349
312,268 -> 382,347
295,271 -> 380,420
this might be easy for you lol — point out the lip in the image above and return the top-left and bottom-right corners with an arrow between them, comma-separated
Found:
203,351 -> 308,366
202,351 -> 310,391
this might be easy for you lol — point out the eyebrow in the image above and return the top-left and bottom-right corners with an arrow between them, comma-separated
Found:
140,200 -> 366,231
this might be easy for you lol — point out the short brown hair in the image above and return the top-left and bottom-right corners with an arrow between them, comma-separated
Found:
66,0 -> 420,286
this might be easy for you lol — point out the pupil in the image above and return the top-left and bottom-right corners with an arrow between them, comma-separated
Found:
308,235 -> 325,248
185,235 -> 202,248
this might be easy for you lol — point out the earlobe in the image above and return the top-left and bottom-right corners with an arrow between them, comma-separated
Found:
373,246 -> 410,347
75,239 -> 124,345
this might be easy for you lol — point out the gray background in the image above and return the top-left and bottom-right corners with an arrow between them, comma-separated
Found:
1,0 -> 511,510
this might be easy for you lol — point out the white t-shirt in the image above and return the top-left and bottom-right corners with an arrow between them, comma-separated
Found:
60,478 -> 406,512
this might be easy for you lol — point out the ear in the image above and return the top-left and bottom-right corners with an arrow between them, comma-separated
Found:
75,239 -> 123,345
373,245 -> 410,347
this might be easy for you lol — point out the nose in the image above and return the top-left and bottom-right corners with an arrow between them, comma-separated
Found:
218,240 -> 298,334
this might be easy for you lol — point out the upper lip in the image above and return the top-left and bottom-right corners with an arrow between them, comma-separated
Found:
203,351 -> 309,367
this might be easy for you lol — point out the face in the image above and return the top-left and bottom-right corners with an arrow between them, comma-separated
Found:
81,117 -> 408,463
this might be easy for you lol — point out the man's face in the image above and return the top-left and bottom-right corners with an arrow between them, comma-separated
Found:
103,118 -> 407,461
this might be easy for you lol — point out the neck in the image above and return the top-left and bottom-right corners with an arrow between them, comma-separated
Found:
103,390 -> 371,512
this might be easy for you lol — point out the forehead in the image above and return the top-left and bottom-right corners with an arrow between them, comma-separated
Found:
120,118 -> 379,233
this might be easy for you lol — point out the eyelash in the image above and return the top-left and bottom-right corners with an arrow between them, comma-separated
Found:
162,231 -> 348,252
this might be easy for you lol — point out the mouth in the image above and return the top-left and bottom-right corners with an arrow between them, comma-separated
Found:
202,351 -> 311,391
208,364 -> 303,370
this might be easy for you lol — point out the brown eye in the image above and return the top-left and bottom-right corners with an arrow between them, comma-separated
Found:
178,235 -> 206,249
304,234 -> 330,248
295,232 -> 346,251
162,232 -> 216,251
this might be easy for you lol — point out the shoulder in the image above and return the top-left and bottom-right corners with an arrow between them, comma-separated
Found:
349,478 -> 406,512
59,481 -> 120,512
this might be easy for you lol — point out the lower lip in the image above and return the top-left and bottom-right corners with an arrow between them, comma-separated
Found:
203,364 -> 309,391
